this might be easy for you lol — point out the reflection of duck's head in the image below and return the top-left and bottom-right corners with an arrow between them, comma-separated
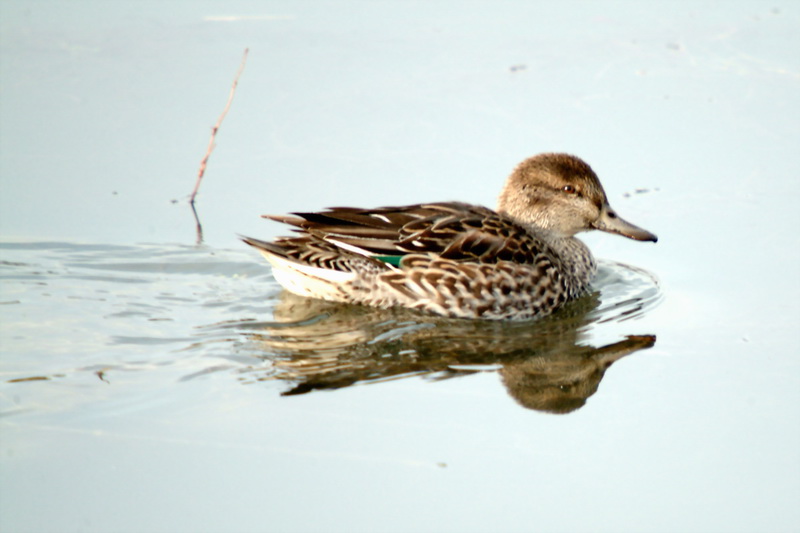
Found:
499,335 -> 656,414
498,153 -> 658,242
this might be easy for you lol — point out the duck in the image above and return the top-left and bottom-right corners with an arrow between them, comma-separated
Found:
242,153 -> 657,320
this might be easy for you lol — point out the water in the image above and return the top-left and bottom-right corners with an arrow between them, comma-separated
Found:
1,243 -> 659,411
2,2 -> 799,532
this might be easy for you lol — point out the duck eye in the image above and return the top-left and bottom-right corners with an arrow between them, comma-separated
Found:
562,185 -> 577,194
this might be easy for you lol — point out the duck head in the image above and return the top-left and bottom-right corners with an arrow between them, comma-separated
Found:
497,153 -> 657,242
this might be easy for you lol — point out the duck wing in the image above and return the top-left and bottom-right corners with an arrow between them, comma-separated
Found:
264,202 -> 549,265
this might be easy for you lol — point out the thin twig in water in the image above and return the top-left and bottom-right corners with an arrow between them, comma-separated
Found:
190,48 -> 249,205
189,48 -> 249,243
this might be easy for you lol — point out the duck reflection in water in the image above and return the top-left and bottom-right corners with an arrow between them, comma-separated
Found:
239,288 -> 656,414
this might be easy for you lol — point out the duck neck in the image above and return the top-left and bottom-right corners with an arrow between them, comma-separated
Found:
539,231 -> 597,294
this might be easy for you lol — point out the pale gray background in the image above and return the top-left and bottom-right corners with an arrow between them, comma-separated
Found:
2,2 -> 799,532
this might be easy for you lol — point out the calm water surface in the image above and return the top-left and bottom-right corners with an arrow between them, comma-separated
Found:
2,2 -> 799,533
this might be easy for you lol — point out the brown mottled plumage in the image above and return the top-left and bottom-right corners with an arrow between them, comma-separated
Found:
242,153 -> 656,320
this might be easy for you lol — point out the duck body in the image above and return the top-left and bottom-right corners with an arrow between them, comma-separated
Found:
243,153 -> 657,320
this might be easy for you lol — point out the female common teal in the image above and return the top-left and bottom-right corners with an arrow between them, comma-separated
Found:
243,153 -> 657,320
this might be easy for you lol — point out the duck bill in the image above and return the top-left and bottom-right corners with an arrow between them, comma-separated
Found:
593,205 -> 658,242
